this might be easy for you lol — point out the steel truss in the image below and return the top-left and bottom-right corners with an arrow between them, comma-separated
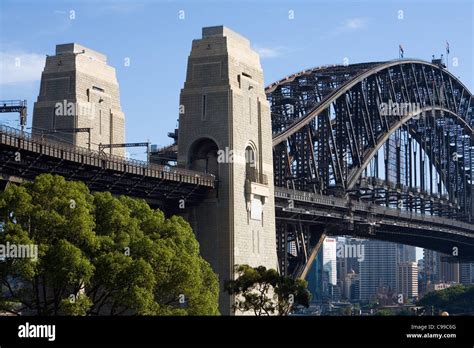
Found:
267,59 -> 474,277
0,125 -> 215,210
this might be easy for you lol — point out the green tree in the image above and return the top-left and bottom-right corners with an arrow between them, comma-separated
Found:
362,300 -> 379,310
375,308 -> 395,316
417,285 -> 474,315
0,174 -> 219,315
224,264 -> 311,316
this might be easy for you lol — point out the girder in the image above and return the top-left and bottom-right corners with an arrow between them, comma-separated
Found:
0,125 -> 215,209
267,59 -> 474,221
268,59 -> 474,277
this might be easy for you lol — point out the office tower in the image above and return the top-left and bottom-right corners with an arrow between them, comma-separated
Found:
438,257 -> 460,283
337,237 -> 363,301
424,249 -> 460,283
343,270 -> 360,301
397,245 -> 416,263
359,240 -> 398,301
321,237 -> 337,300
460,263 -> 474,284
307,249 -> 323,302
423,249 -> 439,283
397,262 -> 419,300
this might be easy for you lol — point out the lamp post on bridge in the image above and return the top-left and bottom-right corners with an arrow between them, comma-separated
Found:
0,100 -> 27,132
99,142 -> 150,161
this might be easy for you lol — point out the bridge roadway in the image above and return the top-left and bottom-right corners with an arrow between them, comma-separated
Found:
274,186 -> 474,261
0,125 -> 215,205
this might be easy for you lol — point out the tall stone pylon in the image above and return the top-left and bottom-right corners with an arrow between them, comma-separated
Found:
177,26 -> 278,314
32,43 -> 125,156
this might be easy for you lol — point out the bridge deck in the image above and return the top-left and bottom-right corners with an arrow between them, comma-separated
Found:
275,187 -> 474,234
275,187 -> 474,261
0,125 -> 215,203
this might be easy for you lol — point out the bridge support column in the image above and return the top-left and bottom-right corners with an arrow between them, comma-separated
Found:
177,26 -> 278,315
32,43 -> 125,155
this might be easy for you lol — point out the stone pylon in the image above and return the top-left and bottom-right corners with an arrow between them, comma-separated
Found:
177,26 -> 278,314
33,43 -> 125,156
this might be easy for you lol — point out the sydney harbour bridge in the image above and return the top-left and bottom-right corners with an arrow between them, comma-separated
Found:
1,30 -> 473,286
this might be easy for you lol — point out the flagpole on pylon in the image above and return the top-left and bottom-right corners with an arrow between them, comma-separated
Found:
446,41 -> 450,70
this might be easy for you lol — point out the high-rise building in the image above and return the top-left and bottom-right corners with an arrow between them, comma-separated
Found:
417,259 -> 425,273
322,237 -> 337,299
438,257 -> 460,283
417,259 -> 426,295
337,237 -> 363,301
323,237 -> 337,285
423,249 -> 460,283
423,249 -> 439,283
33,43 -> 125,155
337,237 -> 361,280
397,245 -> 416,263
336,238 -> 348,285
420,249 -> 462,297
459,263 -> 474,284
397,262 -> 418,300
307,237 -> 338,302
359,240 -> 398,301
307,248 -> 323,302
337,256 -> 348,285
343,270 -> 360,301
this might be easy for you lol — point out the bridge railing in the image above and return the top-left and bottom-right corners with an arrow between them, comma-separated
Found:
274,186 -> 474,233
369,204 -> 473,235
0,124 -> 216,186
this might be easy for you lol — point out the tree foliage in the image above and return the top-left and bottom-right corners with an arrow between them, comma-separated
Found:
375,308 -> 395,316
224,264 -> 310,316
417,285 -> 474,315
0,174 -> 219,315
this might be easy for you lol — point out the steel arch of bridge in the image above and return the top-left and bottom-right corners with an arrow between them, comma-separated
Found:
267,59 -> 474,222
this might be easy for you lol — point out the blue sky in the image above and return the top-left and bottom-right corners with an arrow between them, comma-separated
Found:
1,0 -> 472,158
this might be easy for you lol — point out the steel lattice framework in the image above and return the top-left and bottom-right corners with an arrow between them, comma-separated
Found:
268,59 -> 473,218
266,59 -> 474,277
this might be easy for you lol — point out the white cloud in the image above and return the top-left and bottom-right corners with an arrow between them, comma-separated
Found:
0,51 -> 45,85
342,17 -> 368,31
253,46 -> 287,59
323,17 -> 369,39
